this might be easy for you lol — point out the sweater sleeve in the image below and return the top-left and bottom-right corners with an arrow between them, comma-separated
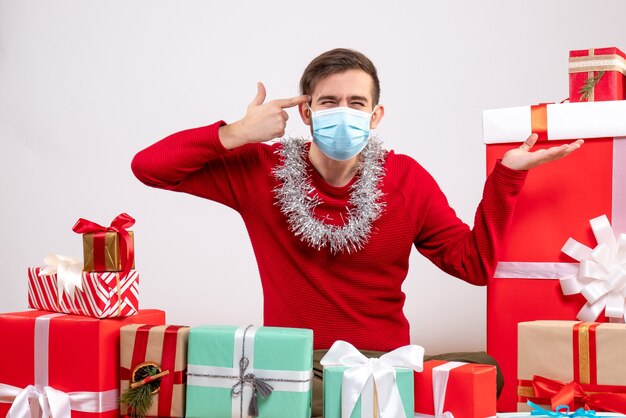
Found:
131,121 -> 268,212
413,160 -> 527,286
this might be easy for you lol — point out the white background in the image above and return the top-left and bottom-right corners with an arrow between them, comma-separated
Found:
1,0 -> 625,354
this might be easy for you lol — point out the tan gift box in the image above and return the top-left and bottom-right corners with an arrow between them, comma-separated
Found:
120,324 -> 190,417
517,320 -> 626,412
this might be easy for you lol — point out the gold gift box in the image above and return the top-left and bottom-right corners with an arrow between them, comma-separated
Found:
82,230 -> 135,272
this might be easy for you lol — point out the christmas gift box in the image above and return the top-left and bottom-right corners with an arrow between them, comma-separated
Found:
517,321 -> 626,413
569,47 -> 626,102
0,309 -> 165,418
321,340 -> 423,418
120,324 -> 190,418
414,360 -> 497,418
72,213 -> 136,273
497,409 -> 625,417
482,100 -> 626,411
28,256 -> 139,318
186,325 -> 313,418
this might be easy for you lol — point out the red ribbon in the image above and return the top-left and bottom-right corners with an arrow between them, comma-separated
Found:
72,213 -> 135,280
119,368 -> 186,384
532,375 -> 626,413
120,325 -> 187,416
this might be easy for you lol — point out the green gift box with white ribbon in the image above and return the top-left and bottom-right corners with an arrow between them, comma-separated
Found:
321,340 -> 423,418
324,366 -> 414,418
186,325 -> 313,418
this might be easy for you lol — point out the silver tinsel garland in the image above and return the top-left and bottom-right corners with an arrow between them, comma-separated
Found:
272,137 -> 387,254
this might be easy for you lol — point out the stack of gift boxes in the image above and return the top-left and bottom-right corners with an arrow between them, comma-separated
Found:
3,46 -> 625,418
483,46 -> 626,413
0,215 -> 498,418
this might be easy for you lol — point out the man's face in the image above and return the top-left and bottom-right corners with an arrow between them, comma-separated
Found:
300,69 -> 384,130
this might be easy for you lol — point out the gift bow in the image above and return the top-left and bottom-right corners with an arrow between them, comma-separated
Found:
72,213 -> 135,279
231,356 -> 274,417
1,383 -> 118,418
38,254 -> 84,299
560,215 -> 626,322
320,340 -> 424,418
528,400 -> 597,417
532,375 -> 626,413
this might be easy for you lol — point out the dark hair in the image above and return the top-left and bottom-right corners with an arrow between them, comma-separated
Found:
300,48 -> 380,105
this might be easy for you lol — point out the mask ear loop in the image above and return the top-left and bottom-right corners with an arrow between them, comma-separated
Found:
369,104 -> 379,130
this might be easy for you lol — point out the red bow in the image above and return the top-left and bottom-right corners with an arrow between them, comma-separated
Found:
72,213 -> 135,280
532,375 -> 626,413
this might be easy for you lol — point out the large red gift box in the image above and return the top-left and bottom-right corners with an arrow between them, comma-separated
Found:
414,360 -> 497,417
482,100 -> 626,411
569,47 -> 626,102
28,266 -> 139,318
0,309 -> 165,418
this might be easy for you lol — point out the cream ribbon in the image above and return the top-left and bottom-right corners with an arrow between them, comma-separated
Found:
413,362 -> 467,418
38,255 -> 84,299
0,313 -> 119,418
320,340 -> 424,418
560,215 -> 626,322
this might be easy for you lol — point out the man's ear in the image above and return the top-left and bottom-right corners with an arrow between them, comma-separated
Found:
299,102 -> 312,126
371,104 -> 385,129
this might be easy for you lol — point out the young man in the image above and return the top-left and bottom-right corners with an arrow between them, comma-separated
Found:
132,48 -> 582,415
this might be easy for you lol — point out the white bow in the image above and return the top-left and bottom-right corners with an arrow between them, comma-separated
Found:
320,340 -> 424,418
39,255 -> 84,299
560,215 -> 626,322
0,383 -> 119,418
2,384 -> 70,418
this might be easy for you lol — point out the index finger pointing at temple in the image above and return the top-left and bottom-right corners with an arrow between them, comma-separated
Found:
272,95 -> 311,109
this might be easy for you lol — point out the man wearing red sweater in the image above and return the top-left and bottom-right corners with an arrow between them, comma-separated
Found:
132,49 -> 582,415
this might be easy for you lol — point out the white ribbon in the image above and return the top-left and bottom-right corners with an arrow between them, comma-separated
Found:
560,214 -> 626,322
38,255 -> 84,299
0,313 -> 119,418
0,384 -> 118,418
320,340 -> 424,418
414,362 -> 467,418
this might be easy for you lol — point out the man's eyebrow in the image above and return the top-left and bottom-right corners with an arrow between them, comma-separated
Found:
349,95 -> 369,102
316,95 -> 339,102
315,95 -> 369,102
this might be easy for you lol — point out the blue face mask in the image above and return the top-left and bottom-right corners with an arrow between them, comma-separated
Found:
309,105 -> 376,161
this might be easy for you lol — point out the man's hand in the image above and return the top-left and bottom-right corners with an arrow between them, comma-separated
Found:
501,134 -> 584,170
219,82 -> 310,149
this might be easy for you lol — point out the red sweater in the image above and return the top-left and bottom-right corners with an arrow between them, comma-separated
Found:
132,121 -> 527,351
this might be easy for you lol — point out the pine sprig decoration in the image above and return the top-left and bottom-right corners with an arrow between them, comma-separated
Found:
579,71 -> 605,101
120,364 -> 162,418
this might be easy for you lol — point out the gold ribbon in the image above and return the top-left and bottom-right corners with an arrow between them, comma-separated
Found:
577,323 -> 591,385
569,51 -> 626,76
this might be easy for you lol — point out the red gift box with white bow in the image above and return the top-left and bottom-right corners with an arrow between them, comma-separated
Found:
482,100 -> 626,411
0,309 -> 165,418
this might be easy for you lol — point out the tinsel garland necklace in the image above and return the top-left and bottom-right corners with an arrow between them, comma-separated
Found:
273,137 -> 387,254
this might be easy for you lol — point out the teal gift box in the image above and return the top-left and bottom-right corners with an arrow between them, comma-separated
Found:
186,325 -> 313,418
323,366 -> 414,418
321,341 -> 423,418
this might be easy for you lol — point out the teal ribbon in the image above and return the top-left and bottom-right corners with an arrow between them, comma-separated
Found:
529,401 -> 597,417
